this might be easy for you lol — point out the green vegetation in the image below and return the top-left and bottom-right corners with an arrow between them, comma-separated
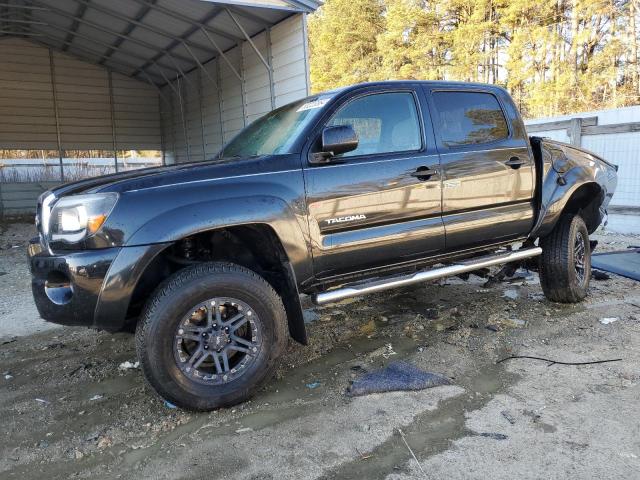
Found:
308,0 -> 640,118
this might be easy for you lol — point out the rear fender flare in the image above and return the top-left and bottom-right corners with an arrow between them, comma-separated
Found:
531,163 -> 609,238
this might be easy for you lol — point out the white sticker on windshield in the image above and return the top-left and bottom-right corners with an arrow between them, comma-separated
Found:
296,98 -> 330,112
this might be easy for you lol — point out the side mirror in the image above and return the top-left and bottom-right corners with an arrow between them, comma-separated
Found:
310,125 -> 358,164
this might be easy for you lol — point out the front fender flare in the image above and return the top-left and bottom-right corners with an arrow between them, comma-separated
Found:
126,195 -> 313,283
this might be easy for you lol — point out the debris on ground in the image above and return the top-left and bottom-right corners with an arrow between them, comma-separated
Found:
479,432 -> 508,440
501,410 -> 517,425
89,394 -> 103,401
502,289 -> 519,300
306,382 -> 321,389
303,309 -> 320,324
592,270 -> 612,280
97,436 -> 113,449
348,361 -> 450,397
497,355 -> 622,366
600,317 -> 620,325
235,427 -> 253,433
397,428 -> 427,476
35,398 -> 50,405
118,360 -> 140,370
424,308 -> 439,319
381,343 -> 397,358
164,400 -> 177,409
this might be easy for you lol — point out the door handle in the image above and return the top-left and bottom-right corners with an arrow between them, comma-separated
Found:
410,166 -> 437,181
505,156 -> 525,169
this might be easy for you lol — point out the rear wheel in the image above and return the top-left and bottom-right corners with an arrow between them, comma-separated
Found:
136,262 -> 288,411
539,213 -> 591,303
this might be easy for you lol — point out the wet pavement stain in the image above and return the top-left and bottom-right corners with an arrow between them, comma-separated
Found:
320,363 -> 518,480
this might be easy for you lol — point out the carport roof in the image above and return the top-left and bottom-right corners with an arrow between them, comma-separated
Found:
0,0 -> 319,87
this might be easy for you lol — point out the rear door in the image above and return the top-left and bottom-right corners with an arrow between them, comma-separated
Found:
425,88 -> 535,250
303,87 -> 444,278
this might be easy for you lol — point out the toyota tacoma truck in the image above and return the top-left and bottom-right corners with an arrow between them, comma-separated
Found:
28,81 -> 618,410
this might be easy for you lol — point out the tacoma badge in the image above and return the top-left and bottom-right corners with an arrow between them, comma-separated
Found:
326,214 -> 367,225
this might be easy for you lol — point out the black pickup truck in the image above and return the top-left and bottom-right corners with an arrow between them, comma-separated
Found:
28,81 -> 617,410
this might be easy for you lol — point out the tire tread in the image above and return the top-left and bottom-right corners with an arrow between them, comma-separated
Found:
539,214 -> 590,303
135,262 -> 287,411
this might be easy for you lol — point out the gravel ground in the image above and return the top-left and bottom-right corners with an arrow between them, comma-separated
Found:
0,221 -> 638,479
0,222 -> 60,340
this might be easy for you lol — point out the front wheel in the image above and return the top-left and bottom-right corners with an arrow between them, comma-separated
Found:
135,262 -> 288,411
539,213 -> 591,303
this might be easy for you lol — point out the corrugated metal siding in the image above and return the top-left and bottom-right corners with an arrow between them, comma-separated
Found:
0,181 -> 59,217
53,51 -> 113,150
162,13 -> 310,164
160,94 -> 176,164
0,39 -> 164,216
0,38 -> 161,152
0,38 -> 57,149
202,61 -> 223,158
271,15 -> 308,107
242,32 -> 272,124
526,106 -> 640,208
220,47 -> 245,141
185,72 -> 206,162
582,133 -> 640,208
112,73 -> 163,151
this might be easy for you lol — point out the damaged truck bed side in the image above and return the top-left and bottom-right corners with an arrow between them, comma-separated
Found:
28,81 -> 617,410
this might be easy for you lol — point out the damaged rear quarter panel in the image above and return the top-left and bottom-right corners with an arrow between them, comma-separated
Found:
530,139 -> 617,238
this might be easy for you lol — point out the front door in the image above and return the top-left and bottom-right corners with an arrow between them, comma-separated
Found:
303,88 -> 444,278
426,88 -> 535,250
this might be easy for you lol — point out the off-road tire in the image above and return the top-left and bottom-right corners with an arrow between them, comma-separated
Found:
539,214 -> 591,303
135,262 -> 288,411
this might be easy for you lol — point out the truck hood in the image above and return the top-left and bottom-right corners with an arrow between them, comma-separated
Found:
50,155 -> 299,197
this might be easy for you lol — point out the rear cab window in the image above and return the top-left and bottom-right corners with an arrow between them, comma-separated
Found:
431,91 -> 509,148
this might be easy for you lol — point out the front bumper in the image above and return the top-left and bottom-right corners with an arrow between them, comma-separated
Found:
28,238 -> 120,328
29,238 -> 170,332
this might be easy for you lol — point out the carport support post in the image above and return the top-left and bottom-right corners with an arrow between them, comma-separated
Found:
569,118 -> 582,147
108,71 -> 119,173
159,93 -> 166,166
216,57 -> 225,145
266,27 -> 276,110
177,76 -> 191,162
48,48 -> 64,182
240,45 -> 247,127
197,69 -> 206,160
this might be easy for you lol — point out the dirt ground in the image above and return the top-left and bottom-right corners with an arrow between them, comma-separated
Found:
1,221 -> 639,479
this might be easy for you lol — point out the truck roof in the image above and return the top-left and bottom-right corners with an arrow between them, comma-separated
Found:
320,80 -> 508,96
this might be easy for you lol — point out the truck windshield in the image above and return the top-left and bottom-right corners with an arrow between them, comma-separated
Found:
219,95 -> 333,158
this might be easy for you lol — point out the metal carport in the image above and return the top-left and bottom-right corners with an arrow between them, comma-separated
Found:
0,0 -> 319,215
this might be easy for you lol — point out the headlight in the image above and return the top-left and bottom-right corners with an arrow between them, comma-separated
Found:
49,193 -> 118,243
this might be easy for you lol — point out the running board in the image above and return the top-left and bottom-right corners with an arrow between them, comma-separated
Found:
312,247 -> 542,305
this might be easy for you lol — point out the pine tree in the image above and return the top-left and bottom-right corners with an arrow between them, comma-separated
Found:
307,0 -> 384,92
306,0 -> 640,115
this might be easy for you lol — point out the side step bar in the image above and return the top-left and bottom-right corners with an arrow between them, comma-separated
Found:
312,247 -> 542,305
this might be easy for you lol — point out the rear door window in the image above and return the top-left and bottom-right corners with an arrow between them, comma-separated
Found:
431,91 -> 509,148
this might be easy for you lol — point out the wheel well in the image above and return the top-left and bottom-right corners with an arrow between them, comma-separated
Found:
562,183 -> 604,234
127,224 -> 307,344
